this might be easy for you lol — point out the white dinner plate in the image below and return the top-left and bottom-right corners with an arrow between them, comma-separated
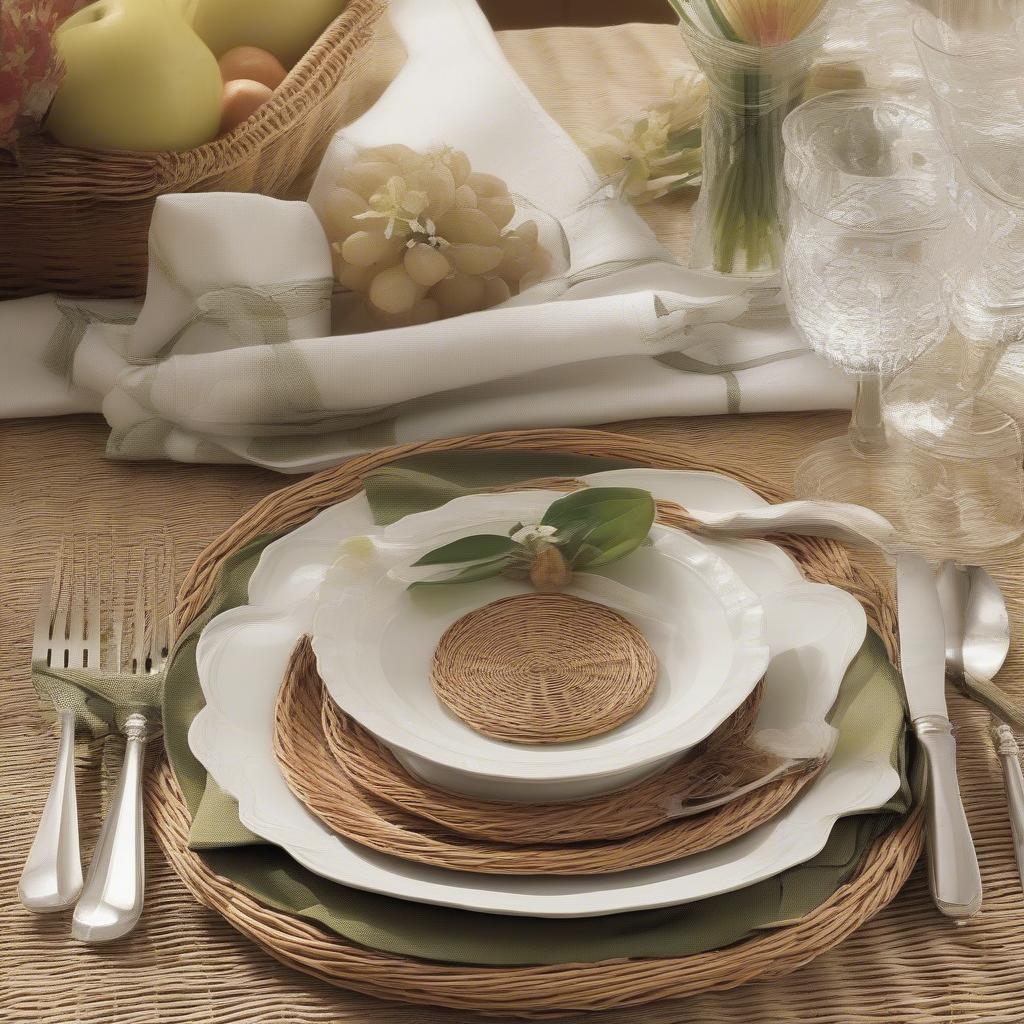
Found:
311,491 -> 770,802
190,469 -> 884,917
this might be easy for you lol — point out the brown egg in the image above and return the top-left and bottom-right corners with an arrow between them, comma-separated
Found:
217,46 -> 288,90
219,79 -> 273,134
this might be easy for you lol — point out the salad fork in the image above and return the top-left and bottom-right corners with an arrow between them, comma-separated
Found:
71,544 -> 174,943
17,542 -> 99,913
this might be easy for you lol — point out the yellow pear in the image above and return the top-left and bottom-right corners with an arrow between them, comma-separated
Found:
46,0 -> 223,153
188,0 -> 346,67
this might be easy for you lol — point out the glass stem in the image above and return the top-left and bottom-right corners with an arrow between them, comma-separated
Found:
849,373 -> 887,455
957,335 -> 1005,402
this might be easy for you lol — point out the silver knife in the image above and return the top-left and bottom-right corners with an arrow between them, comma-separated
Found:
897,552 -> 982,919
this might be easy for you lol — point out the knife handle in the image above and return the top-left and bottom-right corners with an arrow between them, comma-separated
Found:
914,715 -> 982,919
991,723 -> 1024,892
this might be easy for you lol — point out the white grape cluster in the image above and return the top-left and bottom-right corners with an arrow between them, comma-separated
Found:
319,144 -> 548,326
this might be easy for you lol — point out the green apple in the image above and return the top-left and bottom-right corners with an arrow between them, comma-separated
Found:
46,0 -> 223,153
188,0 -> 346,67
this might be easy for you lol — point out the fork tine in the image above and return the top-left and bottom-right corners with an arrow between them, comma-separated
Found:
144,548 -> 160,672
155,540 -> 175,669
109,539 -> 125,674
85,540 -> 102,673
32,563 -> 57,667
65,539 -> 87,671
49,542 -> 73,671
131,551 -> 147,674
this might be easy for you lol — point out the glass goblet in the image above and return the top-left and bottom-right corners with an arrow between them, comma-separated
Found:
882,165 -> 1024,554
899,11 -> 1024,412
912,9 -> 1024,208
781,90 -> 953,516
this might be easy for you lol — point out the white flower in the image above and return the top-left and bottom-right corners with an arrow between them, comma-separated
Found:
510,523 -> 558,548
578,71 -> 707,204
354,175 -> 431,239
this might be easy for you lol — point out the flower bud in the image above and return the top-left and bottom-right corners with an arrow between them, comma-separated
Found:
528,545 -> 573,592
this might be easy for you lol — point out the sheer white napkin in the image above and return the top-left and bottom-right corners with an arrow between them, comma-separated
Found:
0,0 -> 851,472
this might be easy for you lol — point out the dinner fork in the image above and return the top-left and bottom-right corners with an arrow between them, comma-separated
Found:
71,542 -> 175,943
17,542 -> 97,913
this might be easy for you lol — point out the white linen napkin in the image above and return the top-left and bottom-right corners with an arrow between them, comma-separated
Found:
0,0 -> 852,472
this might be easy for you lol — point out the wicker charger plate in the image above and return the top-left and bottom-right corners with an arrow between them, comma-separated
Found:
148,427 -> 922,1016
317,491 -> 842,846
432,593 -> 658,743
322,668 -> 774,846
274,637 -> 819,875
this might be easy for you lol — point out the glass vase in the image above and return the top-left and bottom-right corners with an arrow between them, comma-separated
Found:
680,11 -> 832,275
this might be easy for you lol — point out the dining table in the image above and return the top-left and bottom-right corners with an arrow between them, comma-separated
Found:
3,7 -> 1024,1023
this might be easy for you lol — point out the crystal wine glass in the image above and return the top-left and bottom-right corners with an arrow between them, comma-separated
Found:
880,10 -> 1024,551
899,11 -> 1024,404
912,2 -> 1024,211
782,90 -> 953,517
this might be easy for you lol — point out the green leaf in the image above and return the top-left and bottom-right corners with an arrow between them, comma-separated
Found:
541,488 -> 655,569
412,534 -> 519,567
409,555 -> 515,589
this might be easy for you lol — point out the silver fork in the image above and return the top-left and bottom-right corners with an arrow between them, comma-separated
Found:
71,541 -> 175,943
18,540 -> 100,913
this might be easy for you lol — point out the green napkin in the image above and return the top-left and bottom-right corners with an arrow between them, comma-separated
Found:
33,663 -> 163,740
157,452 -> 915,967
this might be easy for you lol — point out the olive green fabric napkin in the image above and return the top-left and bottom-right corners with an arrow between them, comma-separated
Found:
159,452 -> 915,967
33,662 -> 163,740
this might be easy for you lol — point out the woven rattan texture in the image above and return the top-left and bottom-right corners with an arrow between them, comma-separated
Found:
6,21 -> 1024,1024
0,0 -> 387,299
321,666 -> 772,846
275,636 -> 818,874
140,427 -> 923,1015
10,413 -> 1024,1023
431,592 -> 657,743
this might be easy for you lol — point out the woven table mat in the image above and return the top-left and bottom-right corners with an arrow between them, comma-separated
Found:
4,18 -> 1024,1024
275,636 -> 820,873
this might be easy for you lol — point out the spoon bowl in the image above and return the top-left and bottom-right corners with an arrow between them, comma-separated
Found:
937,561 -> 1010,682
937,559 -> 1024,894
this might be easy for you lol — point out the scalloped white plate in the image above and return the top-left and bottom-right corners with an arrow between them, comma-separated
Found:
312,492 -> 769,801
189,469 -> 883,917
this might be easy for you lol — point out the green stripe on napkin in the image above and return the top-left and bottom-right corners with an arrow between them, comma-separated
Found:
159,452 -> 914,967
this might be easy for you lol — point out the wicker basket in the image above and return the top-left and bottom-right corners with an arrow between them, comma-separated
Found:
0,0 -> 387,300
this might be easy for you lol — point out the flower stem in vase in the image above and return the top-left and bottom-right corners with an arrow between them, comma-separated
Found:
673,0 -> 833,275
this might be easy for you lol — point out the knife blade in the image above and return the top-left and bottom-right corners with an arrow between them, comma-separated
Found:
896,551 -> 982,919
897,552 -> 951,721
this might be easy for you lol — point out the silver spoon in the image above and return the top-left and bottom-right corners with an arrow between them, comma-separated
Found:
937,561 -> 1024,890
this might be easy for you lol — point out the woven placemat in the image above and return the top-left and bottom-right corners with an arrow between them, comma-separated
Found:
147,427 -> 921,1015
275,636 -> 818,875
431,592 -> 658,743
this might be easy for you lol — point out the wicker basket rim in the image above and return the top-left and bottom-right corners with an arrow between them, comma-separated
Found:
0,0 -> 386,200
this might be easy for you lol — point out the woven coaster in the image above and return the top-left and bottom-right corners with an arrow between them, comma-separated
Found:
431,592 -> 657,744
275,636 -> 821,874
